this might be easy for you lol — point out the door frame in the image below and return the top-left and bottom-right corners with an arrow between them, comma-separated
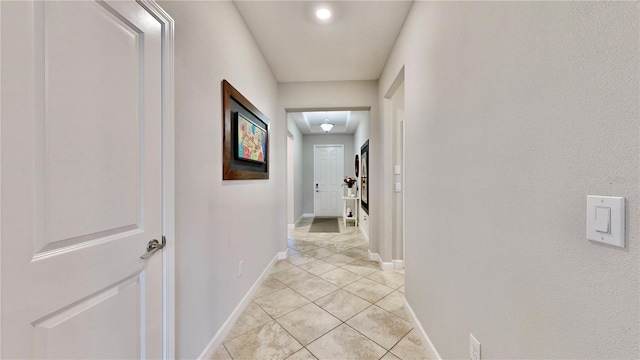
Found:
136,2 -> 175,359
0,1 -> 175,358
313,144 -> 344,217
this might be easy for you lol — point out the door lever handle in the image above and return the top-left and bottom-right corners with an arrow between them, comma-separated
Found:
140,236 -> 166,260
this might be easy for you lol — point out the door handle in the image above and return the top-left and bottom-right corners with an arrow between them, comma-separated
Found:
140,236 -> 166,260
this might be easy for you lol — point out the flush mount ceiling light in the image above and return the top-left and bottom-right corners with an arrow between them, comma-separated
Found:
320,112 -> 334,132
315,8 -> 332,21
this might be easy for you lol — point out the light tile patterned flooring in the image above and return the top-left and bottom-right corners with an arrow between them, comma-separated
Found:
213,218 -> 430,360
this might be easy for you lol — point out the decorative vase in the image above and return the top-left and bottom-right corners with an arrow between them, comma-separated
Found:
347,187 -> 353,197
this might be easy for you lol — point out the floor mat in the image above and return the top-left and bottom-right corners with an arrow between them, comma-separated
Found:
308,217 -> 340,233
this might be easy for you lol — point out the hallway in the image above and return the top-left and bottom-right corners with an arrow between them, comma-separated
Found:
214,219 -> 428,360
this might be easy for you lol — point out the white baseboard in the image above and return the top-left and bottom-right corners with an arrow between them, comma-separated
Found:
288,224 -> 294,229
302,213 -> 315,218
197,252 -> 281,360
403,296 -> 442,360
368,250 -> 393,271
278,248 -> 289,260
392,260 -> 404,269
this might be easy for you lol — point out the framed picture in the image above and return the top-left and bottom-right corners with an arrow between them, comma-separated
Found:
222,80 -> 270,180
236,113 -> 266,163
360,140 -> 369,214
355,154 -> 359,178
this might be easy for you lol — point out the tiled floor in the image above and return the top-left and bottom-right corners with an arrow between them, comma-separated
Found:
213,218 -> 430,360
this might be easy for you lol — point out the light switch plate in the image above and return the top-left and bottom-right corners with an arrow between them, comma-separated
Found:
394,165 -> 401,175
586,196 -> 625,248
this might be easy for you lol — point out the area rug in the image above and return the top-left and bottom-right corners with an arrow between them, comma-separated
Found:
308,217 -> 340,233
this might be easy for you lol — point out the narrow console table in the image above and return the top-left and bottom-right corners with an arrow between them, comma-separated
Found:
342,196 -> 360,227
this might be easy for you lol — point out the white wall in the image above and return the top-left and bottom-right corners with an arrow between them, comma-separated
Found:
158,2 -> 283,359
278,81 -> 379,251
302,135 -> 354,214
287,115 -> 304,223
380,2 -> 639,358
353,113 -> 371,238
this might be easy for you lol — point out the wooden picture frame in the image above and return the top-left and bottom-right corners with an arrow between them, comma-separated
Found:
360,140 -> 369,214
222,80 -> 270,180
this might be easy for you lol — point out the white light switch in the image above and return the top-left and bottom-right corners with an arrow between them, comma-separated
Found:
394,165 -> 401,175
594,206 -> 611,233
587,196 -> 625,248
395,183 -> 401,192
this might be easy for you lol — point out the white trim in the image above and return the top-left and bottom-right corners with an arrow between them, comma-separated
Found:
287,224 -> 295,229
137,2 -> 175,359
403,296 -> 443,360
278,248 -> 289,260
197,253 -> 282,360
368,250 -> 393,271
302,213 -> 315,218
289,214 -> 306,229
392,259 -> 404,269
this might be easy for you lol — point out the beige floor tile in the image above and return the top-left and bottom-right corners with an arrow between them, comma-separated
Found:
290,242 -> 320,253
287,247 -> 301,255
343,278 -> 395,303
322,243 -> 354,253
375,291 -> 409,321
346,305 -> 413,350
254,288 -> 310,318
289,276 -> 339,301
394,268 -> 406,275
338,247 -> 368,259
341,262 -> 378,276
297,260 -> 338,276
367,271 -> 405,289
380,351 -> 401,359
276,303 -> 341,345
302,247 -> 335,259
226,301 -> 273,340
288,253 -> 317,266
224,321 -> 302,360
271,260 -> 296,274
319,268 -> 362,287
270,267 -> 315,286
286,348 -> 318,360
341,238 -> 368,248
347,258 -> 380,270
306,324 -> 387,360
254,276 -> 288,298
390,329 -> 430,359
397,285 -> 405,293
210,346 -> 232,360
323,253 -> 359,266
314,289 -> 371,321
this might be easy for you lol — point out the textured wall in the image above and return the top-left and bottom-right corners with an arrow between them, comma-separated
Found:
158,2 -> 281,359
287,115 -> 304,223
380,2 -> 639,358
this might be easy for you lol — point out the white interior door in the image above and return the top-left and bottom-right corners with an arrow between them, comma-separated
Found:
1,1 -> 164,358
314,145 -> 344,217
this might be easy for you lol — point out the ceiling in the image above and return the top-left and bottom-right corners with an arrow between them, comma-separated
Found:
233,1 -> 414,83
289,110 -> 368,134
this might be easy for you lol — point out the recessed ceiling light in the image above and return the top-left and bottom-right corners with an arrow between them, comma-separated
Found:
316,8 -> 331,20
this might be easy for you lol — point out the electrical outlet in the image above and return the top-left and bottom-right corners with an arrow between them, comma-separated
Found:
470,333 -> 481,360
238,260 -> 244,277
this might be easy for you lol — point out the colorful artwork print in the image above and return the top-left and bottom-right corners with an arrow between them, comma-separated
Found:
237,114 -> 266,163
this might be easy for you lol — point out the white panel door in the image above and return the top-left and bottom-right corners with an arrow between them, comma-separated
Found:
314,145 -> 343,217
1,1 -> 164,358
